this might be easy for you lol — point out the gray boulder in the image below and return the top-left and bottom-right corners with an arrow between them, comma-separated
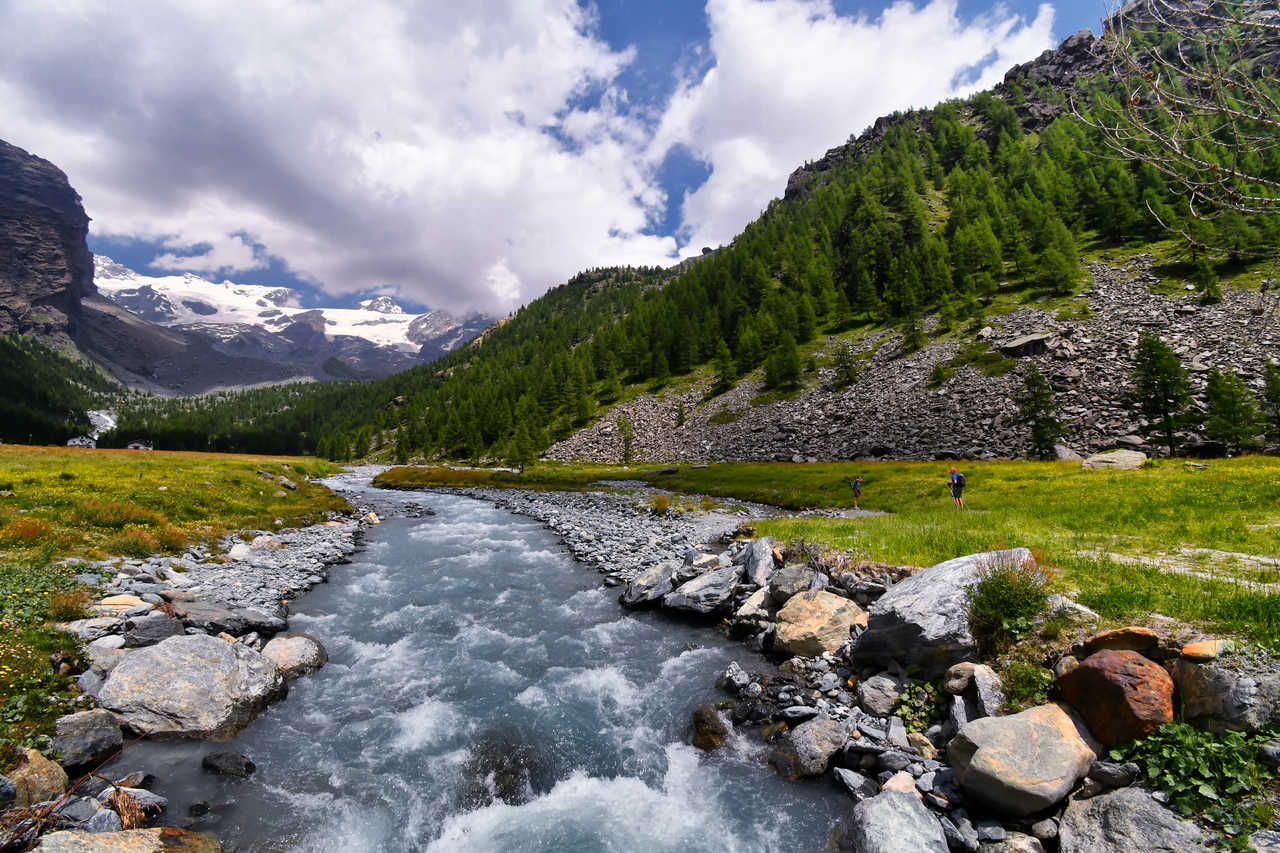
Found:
619,562 -> 677,609
52,709 -> 122,770
739,537 -> 777,587
123,613 -> 186,647
768,715 -> 849,779
1252,830 -> 1280,852
855,549 -> 1035,678
0,774 -> 13,809
949,704 -> 1094,816
662,565 -> 741,615
825,791 -> 949,853
1169,658 -> 1280,732
1082,449 -> 1146,470
97,634 -> 286,740
857,673 -> 904,717
1058,787 -> 1209,853
83,808 -> 123,833
833,767 -> 879,802
261,632 -> 328,679
769,563 -> 826,604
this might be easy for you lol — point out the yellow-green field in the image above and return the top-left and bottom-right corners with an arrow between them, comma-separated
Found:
376,457 -> 1280,644
0,446 -> 347,769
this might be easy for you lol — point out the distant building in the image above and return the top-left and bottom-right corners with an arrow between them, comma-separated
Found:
67,436 -> 96,448
126,439 -> 154,451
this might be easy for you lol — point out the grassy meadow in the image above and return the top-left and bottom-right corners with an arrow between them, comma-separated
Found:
0,446 -> 347,768
377,457 -> 1280,644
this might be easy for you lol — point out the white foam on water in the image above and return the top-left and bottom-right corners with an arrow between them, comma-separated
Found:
579,617 -> 633,647
391,697 -> 463,753
550,665 -> 641,715
658,646 -> 723,681
514,686 -> 548,708
424,744 -> 772,853
371,600 -> 447,630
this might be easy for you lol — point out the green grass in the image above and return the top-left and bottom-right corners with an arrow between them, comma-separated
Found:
0,445 -> 350,770
376,456 -> 1280,643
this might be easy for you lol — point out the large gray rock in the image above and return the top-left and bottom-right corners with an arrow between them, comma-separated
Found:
261,632 -> 327,679
769,563 -> 826,604
662,565 -> 741,615
854,549 -> 1035,678
1169,658 -> 1280,732
1081,449 -> 1146,470
619,562 -> 677,609
857,673 -> 904,717
740,537 -> 777,587
60,617 -> 122,643
1058,787 -> 1209,853
123,613 -> 185,647
52,709 -> 122,770
949,704 -> 1095,817
824,791 -> 949,853
0,773 -> 14,809
97,634 -> 286,740
768,715 -> 849,779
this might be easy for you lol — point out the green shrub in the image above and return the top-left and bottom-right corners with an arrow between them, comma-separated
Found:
650,495 -> 671,515
709,409 -> 743,425
1000,657 -> 1054,712
108,525 -> 159,558
967,556 -> 1048,648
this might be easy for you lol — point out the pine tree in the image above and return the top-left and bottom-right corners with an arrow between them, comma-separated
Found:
765,331 -> 802,389
676,400 -> 687,427
1037,246 -> 1077,295
1131,332 -> 1194,456
1010,364 -> 1066,459
712,339 -> 736,393
505,422 -> 537,473
832,344 -> 859,388
901,313 -> 926,354
616,413 -> 635,464
1194,259 -> 1223,304
1204,368 -> 1262,456
1263,361 -> 1280,443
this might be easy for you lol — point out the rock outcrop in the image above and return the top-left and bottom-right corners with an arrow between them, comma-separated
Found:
0,140 -> 94,338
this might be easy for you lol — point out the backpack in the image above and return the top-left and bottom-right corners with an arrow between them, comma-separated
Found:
956,472 -> 966,487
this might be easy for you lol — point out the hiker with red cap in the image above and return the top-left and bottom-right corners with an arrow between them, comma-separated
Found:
949,466 -> 966,509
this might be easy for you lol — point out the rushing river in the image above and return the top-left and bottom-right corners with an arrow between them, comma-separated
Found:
106,483 -> 845,852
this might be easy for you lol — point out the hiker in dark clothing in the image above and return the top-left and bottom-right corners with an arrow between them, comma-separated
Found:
950,467 -> 966,509
850,475 -> 863,509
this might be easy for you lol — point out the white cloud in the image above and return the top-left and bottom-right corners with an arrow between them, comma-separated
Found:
152,234 -> 265,275
654,0 -> 1056,254
0,0 -> 1057,313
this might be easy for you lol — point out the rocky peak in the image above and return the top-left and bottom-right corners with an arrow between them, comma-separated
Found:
356,296 -> 404,315
0,139 -> 96,336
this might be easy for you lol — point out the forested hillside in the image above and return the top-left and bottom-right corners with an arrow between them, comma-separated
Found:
0,335 -> 119,444
102,20 -> 1280,461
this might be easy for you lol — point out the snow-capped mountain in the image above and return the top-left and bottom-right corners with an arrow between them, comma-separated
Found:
87,253 -> 491,389
94,256 -> 489,356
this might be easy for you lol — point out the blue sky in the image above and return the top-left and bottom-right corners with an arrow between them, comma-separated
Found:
2,1 -> 1106,313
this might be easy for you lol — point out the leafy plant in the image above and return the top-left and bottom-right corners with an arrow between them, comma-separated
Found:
1110,723 -> 1278,847
892,681 -> 944,734
650,495 -> 671,515
967,556 -> 1048,649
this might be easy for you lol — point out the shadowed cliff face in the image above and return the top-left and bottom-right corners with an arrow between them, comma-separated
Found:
0,140 -> 95,336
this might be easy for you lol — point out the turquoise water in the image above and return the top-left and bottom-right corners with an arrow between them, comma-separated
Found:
108,488 -> 844,851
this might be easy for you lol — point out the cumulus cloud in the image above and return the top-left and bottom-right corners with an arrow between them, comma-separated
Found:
655,0 -> 1056,254
0,0 -> 1056,312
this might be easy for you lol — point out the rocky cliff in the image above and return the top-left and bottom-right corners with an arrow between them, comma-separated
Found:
0,140 -> 95,338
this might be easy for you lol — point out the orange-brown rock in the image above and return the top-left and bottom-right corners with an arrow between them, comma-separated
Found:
1180,639 -> 1232,662
34,827 -> 222,852
1083,627 -> 1159,655
774,591 -> 865,657
1057,649 -> 1172,746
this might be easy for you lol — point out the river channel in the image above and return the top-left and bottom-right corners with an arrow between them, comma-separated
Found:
106,480 -> 844,851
